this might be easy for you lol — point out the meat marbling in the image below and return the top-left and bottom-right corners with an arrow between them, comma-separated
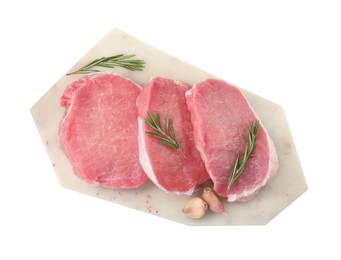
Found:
136,77 -> 210,195
185,79 -> 279,202
59,73 -> 148,189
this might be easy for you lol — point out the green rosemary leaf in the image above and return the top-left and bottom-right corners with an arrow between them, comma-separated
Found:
149,111 -> 162,132
144,118 -> 159,132
82,57 -> 103,69
156,113 -> 161,130
159,139 -> 180,149
73,69 -> 100,74
145,131 -> 164,138
168,120 -> 177,143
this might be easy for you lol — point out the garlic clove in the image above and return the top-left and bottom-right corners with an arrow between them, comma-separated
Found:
182,197 -> 208,219
202,187 -> 225,214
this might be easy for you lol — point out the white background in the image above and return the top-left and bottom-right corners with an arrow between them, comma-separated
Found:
1,0 -> 340,259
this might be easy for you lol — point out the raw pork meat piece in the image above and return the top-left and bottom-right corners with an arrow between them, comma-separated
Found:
59,73 -> 148,189
185,79 -> 278,202
136,77 -> 210,195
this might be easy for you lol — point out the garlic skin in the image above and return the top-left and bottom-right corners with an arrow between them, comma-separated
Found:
202,187 -> 225,213
182,197 -> 208,219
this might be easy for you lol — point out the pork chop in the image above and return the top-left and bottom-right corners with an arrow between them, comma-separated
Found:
136,77 -> 210,195
59,73 -> 148,189
185,79 -> 278,202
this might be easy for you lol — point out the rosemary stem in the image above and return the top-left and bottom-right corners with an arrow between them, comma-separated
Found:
178,148 -> 187,158
66,54 -> 145,76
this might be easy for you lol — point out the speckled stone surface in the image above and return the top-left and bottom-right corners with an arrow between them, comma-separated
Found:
31,28 -> 307,225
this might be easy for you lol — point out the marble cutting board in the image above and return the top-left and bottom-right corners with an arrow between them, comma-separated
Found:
30,28 -> 307,225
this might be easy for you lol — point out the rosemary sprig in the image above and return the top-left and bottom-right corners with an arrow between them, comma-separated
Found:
144,111 -> 186,158
66,54 -> 145,75
227,120 -> 259,189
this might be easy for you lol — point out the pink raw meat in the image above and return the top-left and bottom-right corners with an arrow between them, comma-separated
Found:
59,73 -> 148,189
136,77 -> 210,195
186,79 -> 278,202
